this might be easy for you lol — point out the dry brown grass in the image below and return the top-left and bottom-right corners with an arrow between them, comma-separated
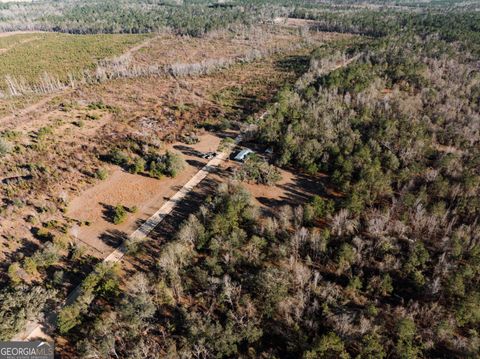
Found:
0,27 -> 348,282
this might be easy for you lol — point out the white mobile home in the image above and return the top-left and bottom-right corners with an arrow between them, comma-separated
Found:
234,149 -> 253,162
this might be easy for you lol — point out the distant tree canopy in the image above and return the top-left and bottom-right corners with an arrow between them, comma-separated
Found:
41,2 -> 255,36
0,0 -> 478,46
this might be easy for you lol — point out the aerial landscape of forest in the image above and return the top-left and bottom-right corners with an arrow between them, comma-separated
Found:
0,0 -> 479,358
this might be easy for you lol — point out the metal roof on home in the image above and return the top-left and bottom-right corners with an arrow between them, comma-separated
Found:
234,149 -> 253,161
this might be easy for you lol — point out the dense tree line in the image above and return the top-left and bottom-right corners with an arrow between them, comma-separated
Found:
252,29 -> 480,357
290,5 -> 480,55
0,0 -> 264,36
41,2 -> 256,36
1,0 -> 479,42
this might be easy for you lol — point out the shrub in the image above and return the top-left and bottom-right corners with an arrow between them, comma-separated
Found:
113,205 -> 128,225
85,113 -> 100,120
163,151 -> 186,177
7,263 -> 21,285
95,168 -> 108,180
53,270 -> 65,286
148,160 -> 164,179
23,257 -> 38,276
131,157 -> 146,174
74,120 -> 85,127
37,126 -> 53,140
107,148 -> 130,167
181,133 -> 199,145
35,228 -> 53,241
218,137 -> 235,152
148,151 -> 186,178
129,206 -> 138,214
0,138 -> 11,157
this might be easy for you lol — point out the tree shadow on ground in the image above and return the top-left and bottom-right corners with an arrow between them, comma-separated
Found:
100,203 -> 118,223
123,177 -> 221,275
99,229 -> 128,248
273,55 -> 310,78
186,159 -> 206,169
173,144 -> 203,158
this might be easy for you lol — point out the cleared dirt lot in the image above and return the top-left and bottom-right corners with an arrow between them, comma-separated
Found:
67,132 -> 221,258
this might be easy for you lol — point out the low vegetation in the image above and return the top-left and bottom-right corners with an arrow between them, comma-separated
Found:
0,33 -> 147,96
0,138 -> 11,157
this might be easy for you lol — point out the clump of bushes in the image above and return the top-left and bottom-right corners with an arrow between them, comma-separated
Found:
105,148 -> 185,178
180,133 -> 199,145
131,157 -> 146,175
95,167 -> 108,180
37,126 -> 53,140
87,101 -> 117,113
106,148 -> 129,167
217,137 -> 235,152
234,154 -> 281,186
199,118 -> 231,132
148,151 -> 186,178
7,263 -> 22,285
85,113 -> 99,121
112,205 -> 128,225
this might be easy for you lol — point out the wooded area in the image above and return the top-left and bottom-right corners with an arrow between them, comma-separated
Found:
0,0 -> 479,357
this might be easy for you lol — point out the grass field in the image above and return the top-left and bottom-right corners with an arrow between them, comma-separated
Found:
0,32 -> 149,92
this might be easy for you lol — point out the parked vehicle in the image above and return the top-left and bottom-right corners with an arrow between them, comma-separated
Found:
202,152 -> 217,159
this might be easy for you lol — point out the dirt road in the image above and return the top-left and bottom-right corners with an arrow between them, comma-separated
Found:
0,92 -> 68,126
